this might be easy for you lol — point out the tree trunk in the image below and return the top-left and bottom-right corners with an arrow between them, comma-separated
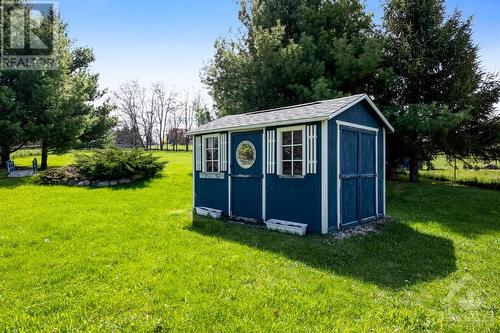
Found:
409,157 -> 419,183
41,141 -> 49,170
0,146 -> 10,167
453,158 -> 457,183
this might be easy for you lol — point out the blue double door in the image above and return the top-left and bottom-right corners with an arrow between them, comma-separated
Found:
230,131 -> 262,222
340,126 -> 377,226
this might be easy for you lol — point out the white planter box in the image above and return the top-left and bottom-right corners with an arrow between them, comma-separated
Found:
265,219 -> 308,236
195,206 -> 222,219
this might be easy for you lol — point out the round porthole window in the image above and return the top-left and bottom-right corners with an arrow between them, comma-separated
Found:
236,141 -> 256,169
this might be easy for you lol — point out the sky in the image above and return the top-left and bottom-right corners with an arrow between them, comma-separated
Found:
59,0 -> 500,102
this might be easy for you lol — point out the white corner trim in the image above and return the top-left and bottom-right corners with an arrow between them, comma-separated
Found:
192,135 -> 196,208
262,129 -> 266,221
328,95 -> 395,133
321,120 -> 328,234
336,120 -> 379,133
383,127 -> 386,216
375,132 -> 379,217
336,122 -> 341,230
228,132 -> 232,216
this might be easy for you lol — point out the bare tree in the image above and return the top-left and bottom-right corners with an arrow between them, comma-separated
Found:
113,81 -> 144,147
168,103 -> 183,151
114,82 -> 210,151
183,91 -> 202,151
113,81 -> 157,150
152,83 -> 177,150
139,87 -> 156,150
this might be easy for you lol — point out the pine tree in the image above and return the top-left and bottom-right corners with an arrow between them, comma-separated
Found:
203,0 -> 392,116
381,0 -> 500,182
0,3 -> 116,168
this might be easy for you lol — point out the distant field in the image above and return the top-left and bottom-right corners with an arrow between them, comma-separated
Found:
11,149 -> 42,158
419,155 -> 499,186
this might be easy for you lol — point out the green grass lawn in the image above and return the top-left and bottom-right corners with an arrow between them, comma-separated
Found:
1,151 -> 499,331
419,155 -> 500,186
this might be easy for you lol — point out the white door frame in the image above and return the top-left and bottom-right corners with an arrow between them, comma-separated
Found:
336,120 -> 379,229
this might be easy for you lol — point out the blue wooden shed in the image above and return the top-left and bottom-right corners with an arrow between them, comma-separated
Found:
187,94 -> 394,234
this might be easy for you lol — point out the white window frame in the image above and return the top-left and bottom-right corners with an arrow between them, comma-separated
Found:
277,125 -> 306,176
202,134 -> 221,173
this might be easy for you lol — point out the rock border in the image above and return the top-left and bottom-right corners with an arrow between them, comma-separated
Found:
325,217 -> 396,241
44,178 -> 134,187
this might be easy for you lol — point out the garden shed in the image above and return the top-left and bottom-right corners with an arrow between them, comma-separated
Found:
187,94 -> 394,234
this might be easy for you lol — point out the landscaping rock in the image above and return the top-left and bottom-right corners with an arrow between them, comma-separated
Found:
84,180 -> 90,186
90,180 -> 100,187
77,181 -> 85,187
132,174 -> 144,181
325,218 -> 393,242
67,180 -> 78,186
110,180 -> 118,186
98,181 -> 110,187
119,178 -> 131,184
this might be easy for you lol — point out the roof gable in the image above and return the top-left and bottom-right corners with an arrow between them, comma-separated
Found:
188,94 -> 394,135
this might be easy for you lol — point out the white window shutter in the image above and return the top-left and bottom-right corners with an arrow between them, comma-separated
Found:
306,125 -> 317,174
220,133 -> 227,171
195,136 -> 202,171
266,130 -> 276,174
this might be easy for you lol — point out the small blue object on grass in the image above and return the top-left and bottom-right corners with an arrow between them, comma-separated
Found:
6,160 -> 16,174
6,159 -> 38,178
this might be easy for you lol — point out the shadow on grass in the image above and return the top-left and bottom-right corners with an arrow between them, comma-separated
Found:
189,216 -> 456,289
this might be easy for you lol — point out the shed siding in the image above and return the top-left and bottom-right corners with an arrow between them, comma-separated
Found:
265,122 -> 322,233
328,101 -> 386,231
194,133 -> 229,215
193,99 -> 388,234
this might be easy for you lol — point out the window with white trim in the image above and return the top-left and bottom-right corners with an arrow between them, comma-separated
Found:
278,127 -> 305,176
204,136 -> 219,172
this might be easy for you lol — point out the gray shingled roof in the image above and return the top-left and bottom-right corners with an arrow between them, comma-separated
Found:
187,94 -> 393,134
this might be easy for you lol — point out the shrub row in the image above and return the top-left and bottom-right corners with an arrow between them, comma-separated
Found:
38,148 -> 165,185
74,148 -> 165,180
